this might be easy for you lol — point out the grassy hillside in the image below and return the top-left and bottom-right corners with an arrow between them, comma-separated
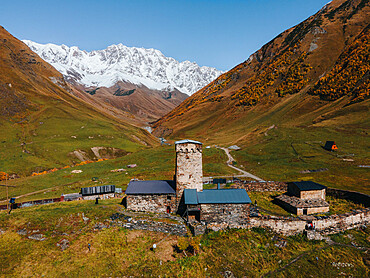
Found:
0,199 -> 368,277
0,26 -> 157,176
0,146 -> 238,203
152,0 -> 370,191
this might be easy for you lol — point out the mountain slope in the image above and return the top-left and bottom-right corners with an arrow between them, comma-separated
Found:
0,26 -> 156,176
75,82 -> 188,123
22,40 -> 222,96
152,0 -> 370,191
154,0 -> 369,139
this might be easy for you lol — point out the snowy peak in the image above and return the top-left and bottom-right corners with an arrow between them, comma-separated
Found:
23,40 -> 223,95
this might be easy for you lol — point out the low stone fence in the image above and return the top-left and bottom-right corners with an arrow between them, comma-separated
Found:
234,181 -> 287,192
326,188 -> 370,207
204,208 -> 370,236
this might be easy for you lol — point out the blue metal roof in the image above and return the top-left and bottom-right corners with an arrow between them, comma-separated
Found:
125,180 -> 175,195
175,139 -> 202,145
184,189 -> 198,205
289,181 -> 326,191
184,188 -> 251,205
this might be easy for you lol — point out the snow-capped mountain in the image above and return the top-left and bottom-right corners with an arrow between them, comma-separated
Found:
23,40 -> 223,95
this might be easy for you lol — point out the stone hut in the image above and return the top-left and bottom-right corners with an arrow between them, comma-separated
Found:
125,180 -> 176,213
287,181 -> 326,200
275,181 -> 329,215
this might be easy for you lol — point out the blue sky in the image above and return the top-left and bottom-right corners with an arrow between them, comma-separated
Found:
1,0 -> 329,71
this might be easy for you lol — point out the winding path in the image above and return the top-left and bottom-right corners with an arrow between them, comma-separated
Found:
218,147 -> 264,181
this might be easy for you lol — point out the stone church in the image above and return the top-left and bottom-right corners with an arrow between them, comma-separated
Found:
125,139 -> 251,220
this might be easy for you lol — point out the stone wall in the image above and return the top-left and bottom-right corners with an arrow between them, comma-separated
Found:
126,194 -> 176,213
207,208 -> 370,236
82,193 -> 115,200
201,204 -> 250,224
306,206 -> 329,215
300,189 -> 325,200
175,142 -> 203,206
236,181 -> 287,192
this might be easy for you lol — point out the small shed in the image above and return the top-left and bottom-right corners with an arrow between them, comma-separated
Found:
324,141 -> 338,151
125,180 -> 176,213
287,181 -> 327,200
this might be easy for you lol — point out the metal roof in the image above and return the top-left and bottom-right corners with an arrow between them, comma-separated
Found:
184,189 -> 198,205
125,180 -> 175,195
81,185 -> 115,196
184,188 -> 251,205
289,181 -> 326,191
175,139 -> 202,145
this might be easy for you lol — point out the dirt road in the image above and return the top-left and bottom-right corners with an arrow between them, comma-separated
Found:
219,147 -> 264,181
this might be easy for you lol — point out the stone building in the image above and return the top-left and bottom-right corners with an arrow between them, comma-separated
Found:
287,181 -> 326,199
275,181 -> 329,215
124,139 -> 252,221
125,180 -> 176,213
183,188 -> 251,223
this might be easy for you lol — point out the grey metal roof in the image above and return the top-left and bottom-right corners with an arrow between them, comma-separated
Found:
125,180 -> 175,195
184,188 -> 251,205
175,139 -> 202,145
289,181 -> 326,191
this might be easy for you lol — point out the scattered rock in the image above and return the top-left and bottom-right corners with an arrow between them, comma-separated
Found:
311,26 -> 327,35
81,213 -> 89,222
71,170 -> 83,174
57,239 -> 70,251
28,234 -> 46,241
93,223 -> 108,230
110,168 -> 126,173
300,168 -> 328,174
274,240 -> 287,248
306,230 -> 325,241
17,229 -> 28,236
309,42 -> 318,52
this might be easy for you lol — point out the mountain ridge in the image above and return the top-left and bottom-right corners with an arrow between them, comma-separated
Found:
23,40 -> 223,96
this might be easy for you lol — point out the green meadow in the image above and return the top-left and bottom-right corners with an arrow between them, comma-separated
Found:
1,146 -> 237,203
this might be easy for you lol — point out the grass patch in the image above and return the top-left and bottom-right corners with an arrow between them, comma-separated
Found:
0,201 -> 368,277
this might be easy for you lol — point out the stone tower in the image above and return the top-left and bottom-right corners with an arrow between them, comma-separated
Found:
175,139 -> 203,208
